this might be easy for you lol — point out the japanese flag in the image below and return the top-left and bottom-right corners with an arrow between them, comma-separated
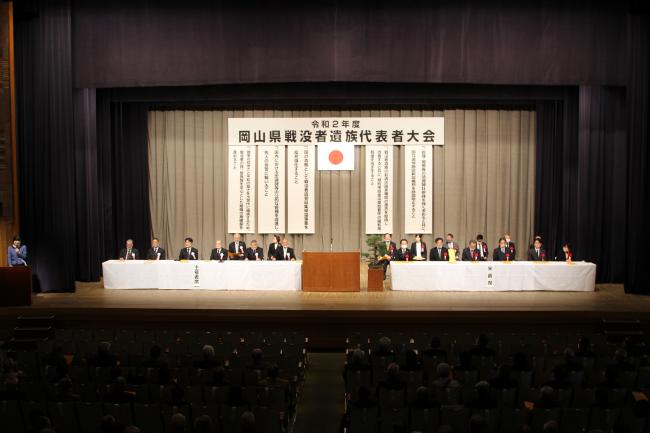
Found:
318,142 -> 355,171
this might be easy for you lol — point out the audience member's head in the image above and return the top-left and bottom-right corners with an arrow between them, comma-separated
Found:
386,362 -> 400,381
542,420 -> 559,433
240,411 -> 256,432
202,344 -> 215,360
469,414 -> 487,433
170,413 -> 186,433
436,363 -> 451,379
123,427 -> 141,433
350,349 -> 366,366
194,415 -> 213,433
100,415 -> 117,433
378,336 -> 392,354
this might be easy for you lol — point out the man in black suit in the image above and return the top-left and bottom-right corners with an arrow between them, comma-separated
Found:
210,240 -> 228,261
476,234 -> 489,261
268,235 -> 281,261
146,238 -> 166,260
228,233 -> 246,260
245,240 -> 264,261
429,237 -> 449,261
504,233 -> 516,257
179,237 -> 199,260
273,238 -> 296,261
119,239 -> 139,260
527,238 -> 546,261
493,237 -> 514,261
393,239 -> 412,261
462,240 -> 481,261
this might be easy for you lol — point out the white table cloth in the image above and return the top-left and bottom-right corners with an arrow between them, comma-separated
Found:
390,261 -> 596,292
102,260 -> 302,290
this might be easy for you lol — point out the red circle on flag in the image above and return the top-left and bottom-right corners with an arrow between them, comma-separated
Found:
329,150 -> 344,165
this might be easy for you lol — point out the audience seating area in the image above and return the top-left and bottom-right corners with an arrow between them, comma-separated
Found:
0,327 -> 307,433
342,331 -> 650,433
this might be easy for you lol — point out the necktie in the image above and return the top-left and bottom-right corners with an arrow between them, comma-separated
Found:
501,248 -> 505,254
127,249 -> 131,260
438,248 -> 441,257
187,248 -> 190,257
536,249 -> 539,257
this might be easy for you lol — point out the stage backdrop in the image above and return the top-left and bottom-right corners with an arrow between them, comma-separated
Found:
148,109 -> 535,259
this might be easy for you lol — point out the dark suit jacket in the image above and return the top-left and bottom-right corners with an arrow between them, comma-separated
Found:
462,247 -> 481,261
275,247 -> 296,260
527,248 -> 547,261
410,242 -> 427,260
210,247 -> 228,261
493,247 -> 514,261
268,243 -> 280,260
146,247 -> 166,260
505,241 -> 516,257
179,247 -> 199,260
118,248 -> 139,260
245,247 -> 264,260
429,246 -> 449,261
380,241 -> 397,257
476,242 -> 489,261
228,241 -> 247,260
392,248 -> 412,261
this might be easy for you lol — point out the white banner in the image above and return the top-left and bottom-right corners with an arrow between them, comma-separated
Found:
227,146 -> 256,233
404,145 -> 433,233
229,117 -> 444,146
257,146 -> 286,233
287,145 -> 315,233
365,146 -> 393,234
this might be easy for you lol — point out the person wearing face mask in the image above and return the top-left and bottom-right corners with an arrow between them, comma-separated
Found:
429,237 -> 449,261
272,238 -> 296,261
179,237 -> 199,260
504,233 -> 516,258
393,239 -> 412,261
410,234 -> 427,261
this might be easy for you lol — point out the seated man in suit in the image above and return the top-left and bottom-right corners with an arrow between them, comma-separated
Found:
445,233 -> 460,260
228,233 -> 246,260
146,238 -> 166,260
429,237 -> 449,261
119,239 -> 139,260
210,240 -> 228,261
527,237 -> 546,261
179,237 -> 199,260
556,242 -> 574,262
267,234 -> 281,261
493,237 -> 514,261
245,240 -> 264,261
410,234 -> 427,260
7,236 -> 28,266
462,240 -> 481,261
273,238 -> 296,261
476,234 -> 489,261
393,239 -> 412,261
504,233 -> 516,257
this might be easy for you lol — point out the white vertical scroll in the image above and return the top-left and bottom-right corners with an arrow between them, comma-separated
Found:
365,146 -> 394,234
227,145 -> 256,233
257,146 -> 286,233
404,145 -> 433,233
287,145 -> 315,233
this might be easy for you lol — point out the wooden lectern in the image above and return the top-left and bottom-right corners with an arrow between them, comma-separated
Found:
302,252 -> 360,292
0,266 -> 32,306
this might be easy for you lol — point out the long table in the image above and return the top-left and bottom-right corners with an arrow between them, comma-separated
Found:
390,261 -> 596,292
102,260 -> 302,290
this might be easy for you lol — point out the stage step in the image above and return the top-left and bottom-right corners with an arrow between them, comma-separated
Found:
16,315 -> 55,328
13,326 -> 53,339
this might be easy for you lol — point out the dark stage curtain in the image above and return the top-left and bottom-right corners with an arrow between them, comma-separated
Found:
14,0 -> 77,292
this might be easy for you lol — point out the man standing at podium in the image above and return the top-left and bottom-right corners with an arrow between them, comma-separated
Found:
119,239 -> 139,260
7,236 -> 27,266
146,238 -> 166,260
273,238 -> 296,261
179,237 -> 199,260
229,233 -> 246,260
245,240 -> 264,261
